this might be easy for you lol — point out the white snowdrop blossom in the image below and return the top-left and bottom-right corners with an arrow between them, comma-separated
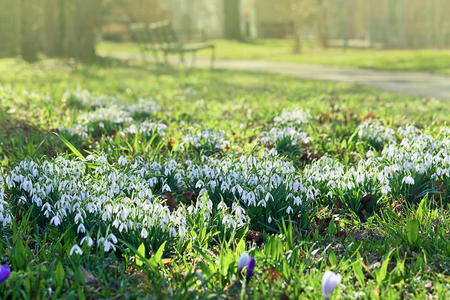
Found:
122,121 -> 167,138
79,105 -> 133,125
118,156 -> 127,166
62,88 -> 118,108
124,98 -> 161,116
357,121 -> 395,145
402,175 -> 415,185
183,128 -> 230,152
70,244 -> 83,256
274,109 -> 311,128
262,127 -> 311,146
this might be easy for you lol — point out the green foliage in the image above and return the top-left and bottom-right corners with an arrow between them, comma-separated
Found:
406,219 -> 419,246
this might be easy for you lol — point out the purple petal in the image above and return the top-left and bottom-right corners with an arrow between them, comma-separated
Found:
246,257 -> 255,283
0,264 -> 11,284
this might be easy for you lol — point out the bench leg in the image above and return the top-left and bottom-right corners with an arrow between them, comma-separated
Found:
191,51 -> 196,67
179,52 -> 185,65
210,46 -> 215,69
151,49 -> 160,64
139,48 -> 146,63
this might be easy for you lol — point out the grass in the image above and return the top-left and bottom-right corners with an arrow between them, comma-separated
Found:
98,39 -> 450,75
0,57 -> 449,299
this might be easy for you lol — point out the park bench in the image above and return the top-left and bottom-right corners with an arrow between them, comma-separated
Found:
128,20 -> 215,67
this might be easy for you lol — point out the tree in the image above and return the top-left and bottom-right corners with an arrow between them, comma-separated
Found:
20,0 -> 39,62
0,0 -> 19,57
223,0 -> 241,40
286,0 -> 329,53
62,0 -> 102,61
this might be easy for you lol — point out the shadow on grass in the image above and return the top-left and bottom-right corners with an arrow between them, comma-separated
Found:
0,108 -> 63,168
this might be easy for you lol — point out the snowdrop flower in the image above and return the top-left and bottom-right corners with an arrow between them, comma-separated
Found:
70,244 -> 83,256
402,175 -> 415,185
50,215 -> 61,226
381,185 -> 391,195
237,252 -> 250,272
118,156 -> 127,166
140,228 -> 148,239
322,270 -> 341,300
81,236 -> 94,247
0,264 -> 11,284
286,206 -> 293,214
162,184 -> 171,192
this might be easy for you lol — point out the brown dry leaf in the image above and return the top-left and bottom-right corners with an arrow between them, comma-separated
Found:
162,258 -> 173,265
167,138 -> 174,150
361,113 -> 375,120
360,193 -> 372,205
83,269 -> 97,284
182,191 -> 199,202
246,230 -> 263,244
279,293 -> 289,300
263,267 -> 281,283
162,192 -> 178,211
391,198 -> 404,215
321,113 -> 330,120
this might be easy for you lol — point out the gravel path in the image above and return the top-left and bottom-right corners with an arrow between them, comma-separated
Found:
105,52 -> 450,100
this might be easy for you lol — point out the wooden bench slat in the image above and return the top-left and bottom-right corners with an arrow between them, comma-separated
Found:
128,20 -> 215,67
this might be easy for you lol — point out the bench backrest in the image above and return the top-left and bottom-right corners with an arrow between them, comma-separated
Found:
129,20 -> 180,50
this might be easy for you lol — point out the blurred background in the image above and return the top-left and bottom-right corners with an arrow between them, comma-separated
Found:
0,0 -> 449,62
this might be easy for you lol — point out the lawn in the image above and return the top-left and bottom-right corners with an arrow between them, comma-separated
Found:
0,58 -> 449,299
98,39 -> 450,75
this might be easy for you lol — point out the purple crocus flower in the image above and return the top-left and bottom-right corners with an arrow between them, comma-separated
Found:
322,270 -> 341,300
246,257 -> 255,283
0,264 -> 11,284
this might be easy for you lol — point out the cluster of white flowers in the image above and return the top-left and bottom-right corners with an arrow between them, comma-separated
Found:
59,124 -> 89,139
303,126 -> 449,208
2,156 -> 245,255
273,109 -> 310,128
357,121 -> 395,144
62,88 -> 118,108
78,105 -> 133,126
59,92 -> 163,142
62,88 -> 161,115
122,121 -> 167,138
124,98 -> 161,117
183,129 -> 230,152
262,127 -> 312,147
1,117 -> 447,253
183,149 -> 311,225
0,177 -> 12,226
262,110 -> 312,151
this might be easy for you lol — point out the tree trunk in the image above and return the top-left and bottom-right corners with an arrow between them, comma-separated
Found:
0,0 -> 19,57
293,28 -> 302,53
20,0 -> 39,62
77,0 -> 101,61
223,0 -> 241,40
315,0 -> 328,48
43,0 -> 64,57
